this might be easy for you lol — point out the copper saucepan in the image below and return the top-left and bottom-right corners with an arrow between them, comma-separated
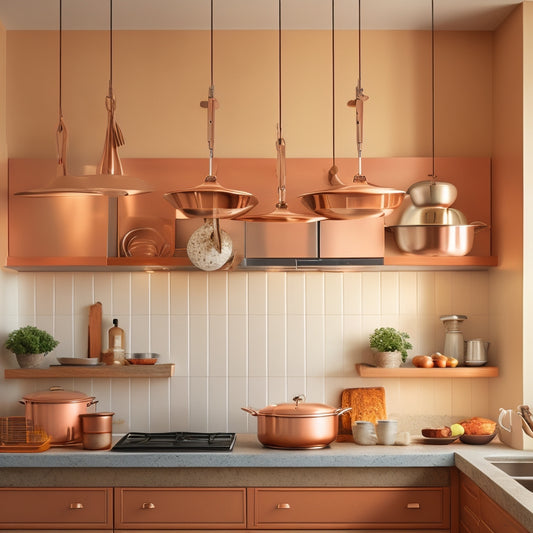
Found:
242,395 -> 351,449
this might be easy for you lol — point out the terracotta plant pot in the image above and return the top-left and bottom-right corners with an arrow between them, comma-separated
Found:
15,353 -> 45,368
374,350 -> 402,368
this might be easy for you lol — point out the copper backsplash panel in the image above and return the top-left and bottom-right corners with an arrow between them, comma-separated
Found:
8,157 -> 491,261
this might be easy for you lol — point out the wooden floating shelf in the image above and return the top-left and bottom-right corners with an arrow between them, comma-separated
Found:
4,363 -> 175,379
383,256 -> 498,267
5,256 -> 498,272
356,363 -> 499,378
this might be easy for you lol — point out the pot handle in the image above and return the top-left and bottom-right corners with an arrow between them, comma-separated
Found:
18,400 -> 27,406
241,407 -> 259,416
335,407 -> 352,416
87,399 -> 99,408
471,221 -> 488,233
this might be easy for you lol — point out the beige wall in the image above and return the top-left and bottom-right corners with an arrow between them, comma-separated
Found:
6,29 -> 492,171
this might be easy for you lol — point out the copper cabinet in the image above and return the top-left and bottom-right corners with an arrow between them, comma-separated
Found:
0,487 -> 112,530
114,487 -> 247,530
248,487 -> 450,530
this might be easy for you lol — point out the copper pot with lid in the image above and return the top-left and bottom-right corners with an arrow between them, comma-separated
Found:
20,386 -> 97,444
242,395 -> 351,449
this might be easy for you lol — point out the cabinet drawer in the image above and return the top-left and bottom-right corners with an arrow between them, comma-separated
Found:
0,488 -> 112,529
249,487 -> 450,529
115,488 -> 247,529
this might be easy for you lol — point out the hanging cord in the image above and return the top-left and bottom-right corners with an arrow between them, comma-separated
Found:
278,0 -> 282,137
358,0 -> 362,92
207,0 -> 215,177
431,0 -> 435,175
55,0 -> 68,175
356,0 -> 363,176
331,0 -> 335,169
210,0 -> 214,89
58,0 -> 62,118
109,0 -> 113,87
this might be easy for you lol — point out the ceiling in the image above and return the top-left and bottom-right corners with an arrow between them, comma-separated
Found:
0,0 -> 524,31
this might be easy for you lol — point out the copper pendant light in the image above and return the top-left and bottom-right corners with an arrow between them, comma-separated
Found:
79,0 -> 151,196
15,0 -> 100,198
17,0 -> 149,198
241,0 -> 321,223
163,0 -> 257,219
299,0 -> 405,220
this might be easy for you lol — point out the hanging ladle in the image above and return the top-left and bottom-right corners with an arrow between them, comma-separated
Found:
241,0 -> 321,224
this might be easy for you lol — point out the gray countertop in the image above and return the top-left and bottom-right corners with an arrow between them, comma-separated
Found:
1,434 -> 533,531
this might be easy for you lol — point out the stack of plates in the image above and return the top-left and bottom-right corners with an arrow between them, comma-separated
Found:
57,357 -> 102,366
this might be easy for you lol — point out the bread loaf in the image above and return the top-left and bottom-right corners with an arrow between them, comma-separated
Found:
459,417 -> 497,435
337,387 -> 386,442
421,427 -> 451,438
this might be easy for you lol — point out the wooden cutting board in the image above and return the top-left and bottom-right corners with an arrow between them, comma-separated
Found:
88,302 -> 102,358
337,387 -> 387,442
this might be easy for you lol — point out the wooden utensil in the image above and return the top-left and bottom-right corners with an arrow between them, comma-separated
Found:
88,302 -> 102,358
337,387 -> 387,442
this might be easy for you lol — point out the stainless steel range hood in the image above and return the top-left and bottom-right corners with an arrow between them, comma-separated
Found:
175,217 -> 384,270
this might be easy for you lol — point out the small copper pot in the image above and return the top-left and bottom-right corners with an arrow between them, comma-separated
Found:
20,386 -> 97,444
242,395 -> 351,449
80,412 -> 114,450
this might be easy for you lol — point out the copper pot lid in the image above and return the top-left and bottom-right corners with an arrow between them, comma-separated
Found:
22,386 -> 94,404
164,177 -> 258,219
256,395 -> 340,418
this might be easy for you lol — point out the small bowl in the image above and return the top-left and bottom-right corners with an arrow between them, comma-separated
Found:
126,352 -> 159,365
460,432 -> 497,445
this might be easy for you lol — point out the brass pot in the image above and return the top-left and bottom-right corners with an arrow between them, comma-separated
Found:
20,386 -> 97,444
242,395 -> 351,449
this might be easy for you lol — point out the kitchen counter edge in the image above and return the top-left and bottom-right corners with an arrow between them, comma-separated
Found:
1,434 -> 532,532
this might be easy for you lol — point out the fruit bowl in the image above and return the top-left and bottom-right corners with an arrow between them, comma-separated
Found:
460,432 -> 497,445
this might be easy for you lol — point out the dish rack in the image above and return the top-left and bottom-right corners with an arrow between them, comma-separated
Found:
0,416 -> 51,452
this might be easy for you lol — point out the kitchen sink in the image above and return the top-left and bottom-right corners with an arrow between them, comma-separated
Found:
490,460 -> 533,477
489,459 -> 533,492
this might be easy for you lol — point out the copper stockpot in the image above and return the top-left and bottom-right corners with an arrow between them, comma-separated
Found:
242,395 -> 351,449
20,386 -> 97,444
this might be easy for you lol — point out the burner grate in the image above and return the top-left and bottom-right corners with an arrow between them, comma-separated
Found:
111,431 -> 236,452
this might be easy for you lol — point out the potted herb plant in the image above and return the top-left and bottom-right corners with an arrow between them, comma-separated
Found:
369,327 -> 413,368
5,325 -> 59,368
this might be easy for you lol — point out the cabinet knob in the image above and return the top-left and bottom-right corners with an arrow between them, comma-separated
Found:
406,503 -> 420,509
69,502 -> 84,509
276,503 -> 291,509
142,502 -> 156,510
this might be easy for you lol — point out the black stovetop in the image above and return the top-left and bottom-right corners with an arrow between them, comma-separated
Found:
111,431 -> 236,452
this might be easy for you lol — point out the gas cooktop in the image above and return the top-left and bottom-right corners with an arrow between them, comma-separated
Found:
111,431 -> 236,452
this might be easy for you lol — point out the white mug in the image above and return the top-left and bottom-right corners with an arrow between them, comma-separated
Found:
376,419 -> 398,445
352,421 -> 377,445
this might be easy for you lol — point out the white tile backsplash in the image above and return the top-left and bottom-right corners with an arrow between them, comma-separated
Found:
0,270 -> 492,433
